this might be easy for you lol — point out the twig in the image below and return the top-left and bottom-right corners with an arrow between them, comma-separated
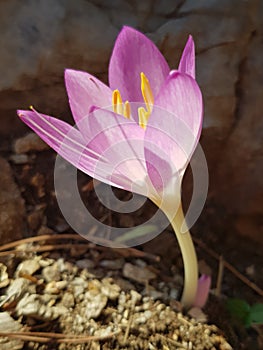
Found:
215,255 -> 224,297
0,244 -> 89,257
0,329 -> 120,344
0,234 -> 160,262
0,234 -> 87,252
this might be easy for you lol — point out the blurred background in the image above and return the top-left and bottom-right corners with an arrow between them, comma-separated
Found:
0,0 -> 262,248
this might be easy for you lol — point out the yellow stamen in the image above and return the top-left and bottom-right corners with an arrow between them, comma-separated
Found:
112,89 -> 123,115
111,73 -> 154,128
140,72 -> 154,113
123,100 -> 131,119
138,107 -> 149,129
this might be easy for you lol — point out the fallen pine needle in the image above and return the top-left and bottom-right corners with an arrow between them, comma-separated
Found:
0,329 -> 120,343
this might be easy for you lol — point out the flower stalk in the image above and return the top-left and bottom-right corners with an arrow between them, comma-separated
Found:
168,202 -> 198,308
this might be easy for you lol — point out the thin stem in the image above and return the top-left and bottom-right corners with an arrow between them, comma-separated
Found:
165,202 -> 198,308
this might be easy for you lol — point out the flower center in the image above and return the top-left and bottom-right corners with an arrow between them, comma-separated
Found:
112,72 -> 154,129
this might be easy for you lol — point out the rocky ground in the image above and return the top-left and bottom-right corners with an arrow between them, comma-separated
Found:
0,235 -> 232,350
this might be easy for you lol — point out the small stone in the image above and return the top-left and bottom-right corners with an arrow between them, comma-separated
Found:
42,263 -> 61,282
45,280 -> 67,294
9,154 -> 29,164
0,263 -> 9,288
14,132 -> 49,154
0,312 -> 24,349
3,278 -> 31,304
245,264 -> 255,277
16,293 -> 40,317
38,258 -> 54,268
188,307 -> 207,323
83,292 -> 107,319
144,287 -> 163,300
99,259 -> 124,270
114,277 -> 135,292
134,259 -> 147,268
16,258 -> 41,276
76,259 -> 95,269
122,263 -> 156,284
130,290 -> 142,304
144,310 -> 152,319
61,292 -> 75,308
169,287 -> 179,300
52,305 -> 68,318
101,279 -> 120,300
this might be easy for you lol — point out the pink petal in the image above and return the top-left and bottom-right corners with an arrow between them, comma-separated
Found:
65,69 -> 112,127
17,110 -> 126,189
194,275 -> 211,308
145,72 -> 203,173
109,26 -> 170,103
156,71 -> 203,135
85,108 -> 149,196
144,146 -> 173,193
178,36 -> 195,79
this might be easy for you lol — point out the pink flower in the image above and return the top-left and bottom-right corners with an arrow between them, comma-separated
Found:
17,26 -> 203,307
194,275 -> 212,308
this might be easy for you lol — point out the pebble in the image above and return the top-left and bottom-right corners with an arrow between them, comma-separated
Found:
9,154 -> 29,164
83,292 -> 107,319
0,312 -> 24,349
0,263 -> 9,288
76,259 -> 95,269
122,263 -> 156,283
45,280 -> 68,294
61,292 -> 75,308
3,278 -> 32,304
42,263 -> 61,282
16,257 -> 41,276
99,258 -> 124,270
14,132 -> 49,154
101,278 -> 120,300
16,293 -> 40,317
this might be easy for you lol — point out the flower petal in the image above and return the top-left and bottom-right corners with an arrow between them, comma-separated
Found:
145,72 -> 203,172
144,146 -> 173,193
156,71 -> 202,136
178,36 -> 195,79
194,275 -> 211,308
65,69 -> 112,127
17,110 -> 126,189
109,26 -> 170,103
85,108 -> 149,196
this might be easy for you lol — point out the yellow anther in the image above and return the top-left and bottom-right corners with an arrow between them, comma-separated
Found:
123,100 -> 131,119
140,72 -> 154,113
111,73 -> 154,128
138,107 -> 150,129
112,89 -> 123,115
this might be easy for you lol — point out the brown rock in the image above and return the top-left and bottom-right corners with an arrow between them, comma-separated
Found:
14,132 -> 49,154
0,157 -> 26,243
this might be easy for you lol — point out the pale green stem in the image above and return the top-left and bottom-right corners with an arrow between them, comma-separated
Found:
163,201 -> 198,308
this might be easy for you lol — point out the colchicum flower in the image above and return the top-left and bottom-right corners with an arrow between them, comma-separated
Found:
18,26 -> 203,308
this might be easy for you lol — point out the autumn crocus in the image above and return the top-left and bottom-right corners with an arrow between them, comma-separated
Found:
18,26 -> 204,308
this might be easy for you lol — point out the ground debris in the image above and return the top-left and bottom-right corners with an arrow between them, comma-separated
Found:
0,242 -> 233,350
